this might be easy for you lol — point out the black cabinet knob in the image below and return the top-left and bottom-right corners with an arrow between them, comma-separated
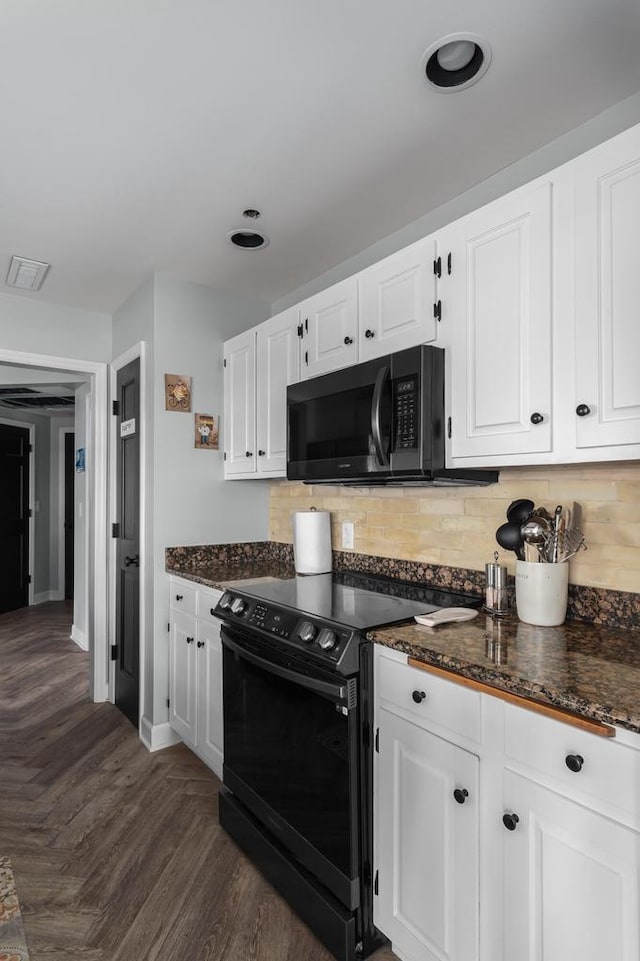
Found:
210,608 -> 216,615
503,812 -> 519,831
186,636 -> 194,644
175,594 -> 183,601
245,450 -> 253,457
576,404 -> 591,417
344,336 -> 354,345
197,640 -> 204,648
565,753 -> 584,773
411,690 -> 426,704
365,329 -> 375,339
258,450 -> 265,456
530,412 -> 544,425
453,788 -> 469,804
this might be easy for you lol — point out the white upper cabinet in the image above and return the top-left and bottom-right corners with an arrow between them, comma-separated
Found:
256,308 -> 300,474
223,328 -> 256,475
448,180 -> 553,461
573,124 -> 640,452
298,277 -> 358,378
224,310 -> 299,479
358,235 -> 438,362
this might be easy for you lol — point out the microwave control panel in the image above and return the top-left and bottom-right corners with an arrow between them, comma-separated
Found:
394,377 -> 418,449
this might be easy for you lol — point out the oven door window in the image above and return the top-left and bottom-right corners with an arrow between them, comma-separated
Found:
222,633 -> 359,882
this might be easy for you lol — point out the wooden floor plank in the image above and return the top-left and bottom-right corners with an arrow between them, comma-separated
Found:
1,601 -> 397,961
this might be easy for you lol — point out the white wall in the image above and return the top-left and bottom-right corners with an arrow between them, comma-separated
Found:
0,290 -> 111,361
272,88 -> 640,312
150,274 -> 270,722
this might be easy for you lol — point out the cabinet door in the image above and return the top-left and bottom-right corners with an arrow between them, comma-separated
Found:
375,708 -> 479,961
223,329 -> 256,475
502,769 -> 640,961
573,126 -> 640,450
169,611 -> 197,748
256,309 -> 300,475
449,182 -> 553,461
358,236 -> 438,362
299,277 -> 358,378
196,616 -> 224,778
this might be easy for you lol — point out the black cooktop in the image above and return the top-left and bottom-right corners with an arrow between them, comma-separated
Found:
229,570 -> 482,632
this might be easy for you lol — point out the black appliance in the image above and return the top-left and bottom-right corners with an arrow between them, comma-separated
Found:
213,571 -> 483,961
287,344 -> 497,486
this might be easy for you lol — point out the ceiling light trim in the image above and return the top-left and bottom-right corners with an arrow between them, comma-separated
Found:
227,229 -> 270,251
422,32 -> 492,93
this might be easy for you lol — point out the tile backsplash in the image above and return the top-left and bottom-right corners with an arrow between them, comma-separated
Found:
269,462 -> 640,593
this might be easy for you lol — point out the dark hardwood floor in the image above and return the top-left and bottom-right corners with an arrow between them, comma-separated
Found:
0,602 -> 396,961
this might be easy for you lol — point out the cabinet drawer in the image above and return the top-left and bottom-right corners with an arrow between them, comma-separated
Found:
169,577 -> 197,616
377,651 -> 481,744
504,704 -> 640,820
197,587 -> 223,622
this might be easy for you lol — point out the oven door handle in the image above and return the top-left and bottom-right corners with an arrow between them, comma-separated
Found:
370,365 -> 390,468
222,631 -> 348,702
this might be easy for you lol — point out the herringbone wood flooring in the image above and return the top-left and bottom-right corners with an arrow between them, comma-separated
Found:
1,602 -> 396,961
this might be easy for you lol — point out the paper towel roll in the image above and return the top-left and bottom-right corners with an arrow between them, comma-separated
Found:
293,509 -> 332,574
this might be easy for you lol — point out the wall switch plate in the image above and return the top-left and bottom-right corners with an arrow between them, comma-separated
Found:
342,522 -> 354,550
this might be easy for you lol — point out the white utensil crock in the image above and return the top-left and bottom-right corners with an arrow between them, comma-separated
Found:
515,560 -> 569,627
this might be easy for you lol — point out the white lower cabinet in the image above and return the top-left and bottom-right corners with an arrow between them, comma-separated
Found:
502,770 -> 640,961
169,578 -> 223,778
374,645 -> 640,961
375,707 -> 479,961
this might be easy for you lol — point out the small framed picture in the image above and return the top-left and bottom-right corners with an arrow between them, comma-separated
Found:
75,448 -> 86,472
164,374 -> 192,411
194,413 -> 219,450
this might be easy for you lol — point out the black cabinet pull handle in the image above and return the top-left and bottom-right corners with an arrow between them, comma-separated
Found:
576,404 -> 591,417
503,812 -> 520,831
565,754 -> 584,773
453,788 -> 469,804
186,636 -> 194,644
175,594 -> 183,601
258,450 -> 265,456
411,690 -> 426,704
344,336 -> 354,345
245,450 -> 253,457
530,412 -> 544,425
197,640 -> 204,648
365,329 -> 375,339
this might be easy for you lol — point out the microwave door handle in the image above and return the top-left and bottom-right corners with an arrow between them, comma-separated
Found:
222,630 -> 347,702
371,366 -> 391,468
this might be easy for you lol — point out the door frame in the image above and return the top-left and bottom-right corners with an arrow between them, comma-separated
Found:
0,416 -> 35,607
57,426 -> 76,602
109,342 -> 147,729
0,348 -> 108,701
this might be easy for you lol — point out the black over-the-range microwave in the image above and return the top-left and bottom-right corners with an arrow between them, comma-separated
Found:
287,345 -> 498,487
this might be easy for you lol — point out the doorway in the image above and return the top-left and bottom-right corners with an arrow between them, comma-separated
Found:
0,422 -> 30,614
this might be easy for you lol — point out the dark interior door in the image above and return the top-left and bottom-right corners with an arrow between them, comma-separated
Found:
114,359 -> 140,727
64,432 -> 75,601
0,423 -> 30,614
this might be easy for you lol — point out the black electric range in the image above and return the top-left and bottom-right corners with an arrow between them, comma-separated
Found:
213,571 -> 481,961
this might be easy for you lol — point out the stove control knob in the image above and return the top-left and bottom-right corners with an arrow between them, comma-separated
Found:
230,597 -> 246,616
299,621 -> 317,643
218,593 -> 232,611
317,628 -> 337,651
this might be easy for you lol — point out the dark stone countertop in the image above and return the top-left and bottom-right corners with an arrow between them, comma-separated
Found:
166,547 -> 640,736
369,615 -> 640,735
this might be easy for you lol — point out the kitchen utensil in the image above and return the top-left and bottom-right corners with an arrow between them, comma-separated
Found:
551,504 -> 563,563
506,498 -> 535,525
496,522 -> 525,560
414,608 -> 479,627
557,528 -> 587,562
521,515 -> 551,562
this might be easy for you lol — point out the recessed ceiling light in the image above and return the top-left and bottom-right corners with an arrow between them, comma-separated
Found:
6,255 -> 51,291
227,229 -> 270,251
242,208 -> 262,219
422,33 -> 491,92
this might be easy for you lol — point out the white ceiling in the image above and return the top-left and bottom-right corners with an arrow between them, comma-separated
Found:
2,0 -> 640,314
